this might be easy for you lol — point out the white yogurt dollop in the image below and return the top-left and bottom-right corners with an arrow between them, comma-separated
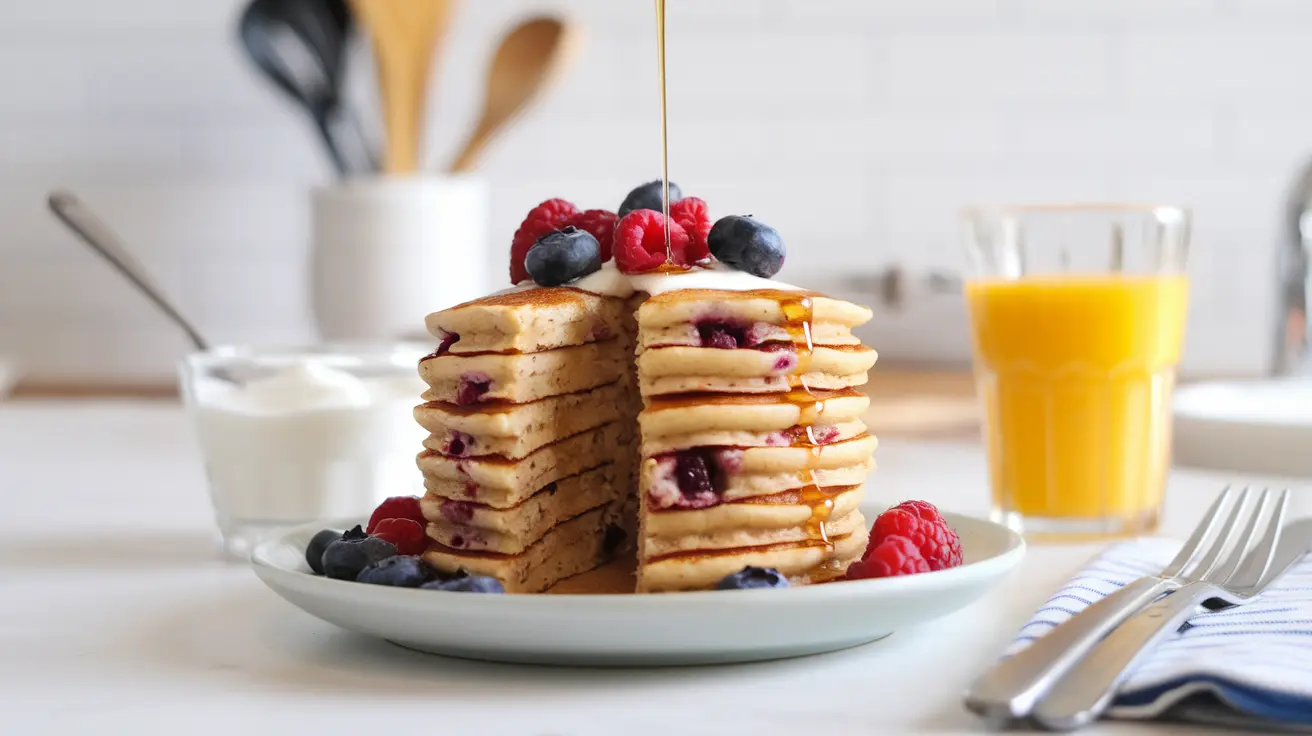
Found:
217,362 -> 374,413
521,261 -> 801,299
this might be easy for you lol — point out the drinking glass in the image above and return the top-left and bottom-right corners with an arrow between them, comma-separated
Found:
179,344 -> 429,558
961,204 -> 1190,539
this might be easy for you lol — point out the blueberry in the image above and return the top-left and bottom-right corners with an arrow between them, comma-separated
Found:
618,180 -> 683,217
675,451 -> 716,498
716,566 -> 790,590
356,555 -> 433,587
707,215 -> 786,278
525,226 -> 602,287
420,574 -> 505,594
342,524 -> 368,541
306,529 -> 343,574
322,535 -> 397,580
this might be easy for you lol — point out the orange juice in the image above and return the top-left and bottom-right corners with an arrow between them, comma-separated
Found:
965,275 -> 1188,536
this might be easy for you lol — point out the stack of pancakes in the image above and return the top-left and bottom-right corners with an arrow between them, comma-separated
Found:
633,289 -> 879,592
414,288 -> 641,593
413,284 -> 879,593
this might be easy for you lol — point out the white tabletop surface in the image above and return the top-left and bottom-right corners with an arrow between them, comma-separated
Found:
2,399 -> 1308,735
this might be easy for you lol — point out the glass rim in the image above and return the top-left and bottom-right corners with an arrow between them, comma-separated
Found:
180,341 -> 431,368
961,202 -> 1191,219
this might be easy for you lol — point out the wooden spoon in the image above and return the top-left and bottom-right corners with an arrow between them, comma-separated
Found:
351,0 -> 455,174
449,16 -> 578,174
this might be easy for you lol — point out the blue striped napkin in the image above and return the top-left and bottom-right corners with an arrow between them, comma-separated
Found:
1011,539 -> 1312,730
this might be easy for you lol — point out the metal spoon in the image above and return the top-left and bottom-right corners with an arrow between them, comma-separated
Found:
238,0 -> 374,175
449,16 -> 577,174
47,191 -> 211,353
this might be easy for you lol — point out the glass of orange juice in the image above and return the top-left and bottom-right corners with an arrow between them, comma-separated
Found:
961,204 -> 1190,539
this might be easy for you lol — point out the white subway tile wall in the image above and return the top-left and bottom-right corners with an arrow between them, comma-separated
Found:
0,0 -> 1301,382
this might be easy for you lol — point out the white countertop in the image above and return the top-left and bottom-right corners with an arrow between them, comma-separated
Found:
1,400 -> 1304,735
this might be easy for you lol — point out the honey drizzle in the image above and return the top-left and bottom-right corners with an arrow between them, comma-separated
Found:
655,0 -> 672,259
775,294 -> 836,551
645,1 -> 839,571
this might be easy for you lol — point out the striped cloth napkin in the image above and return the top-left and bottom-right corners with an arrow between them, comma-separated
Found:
1010,539 -> 1312,731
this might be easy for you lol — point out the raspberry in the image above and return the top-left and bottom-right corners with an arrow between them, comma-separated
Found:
670,197 -> 711,262
613,209 -> 690,274
366,495 -> 425,534
510,198 -> 578,283
868,502 -> 962,571
566,209 -> 618,262
370,518 -> 428,556
846,536 -> 930,579
892,499 -> 945,523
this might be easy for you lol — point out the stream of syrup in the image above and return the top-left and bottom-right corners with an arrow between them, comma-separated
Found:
778,294 -> 835,549
655,0 -> 672,259
649,8 -> 837,566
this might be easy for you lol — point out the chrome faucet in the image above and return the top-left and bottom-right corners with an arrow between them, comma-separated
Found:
1276,160 -> 1312,375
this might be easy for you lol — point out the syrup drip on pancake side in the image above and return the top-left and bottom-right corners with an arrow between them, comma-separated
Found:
671,289 -> 837,556
775,293 -> 839,558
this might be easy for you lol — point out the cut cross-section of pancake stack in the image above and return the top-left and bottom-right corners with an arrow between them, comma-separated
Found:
634,289 -> 880,592
414,288 -> 641,593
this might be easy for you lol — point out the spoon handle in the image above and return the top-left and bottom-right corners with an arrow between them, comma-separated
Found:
46,190 -> 209,351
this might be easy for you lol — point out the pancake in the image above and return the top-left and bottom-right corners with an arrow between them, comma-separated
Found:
642,456 -> 876,509
421,464 -> 626,555
639,388 -> 869,436
637,344 -> 879,381
643,484 -> 865,537
425,287 -> 630,355
704,459 -> 876,502
642,508 -> 865,557
639,370 -> 869,396
639,321 -> 860,350
419,339 -> 628,405
423,505 -> 630,594
416,383 -> 632,460
641,419 -> 868,456
416,381 -> 631,440
637,289 -> 873,329
640,433 -> 879,508
419,421 -> 632,506
636,530 -> 867,593
715,432 -> 877,471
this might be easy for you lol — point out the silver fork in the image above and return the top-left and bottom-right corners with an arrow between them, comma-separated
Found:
1031,487 -> 1291,731
965,486 -> 1242,720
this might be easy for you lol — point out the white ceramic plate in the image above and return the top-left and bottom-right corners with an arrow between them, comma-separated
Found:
1174,379 -> 1312,477
251,511 -> 1024,666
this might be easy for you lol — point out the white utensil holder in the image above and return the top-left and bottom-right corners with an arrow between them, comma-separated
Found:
311,175 -> 490,341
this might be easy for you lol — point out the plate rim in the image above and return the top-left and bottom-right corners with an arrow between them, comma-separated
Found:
250,510 -> 1027,607
1174,379 -> 1312,429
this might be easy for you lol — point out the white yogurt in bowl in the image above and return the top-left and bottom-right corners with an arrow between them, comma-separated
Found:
180,345 -> 429,558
